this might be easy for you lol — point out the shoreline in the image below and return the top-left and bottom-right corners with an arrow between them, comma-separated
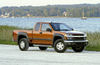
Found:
1,16 -> 100,18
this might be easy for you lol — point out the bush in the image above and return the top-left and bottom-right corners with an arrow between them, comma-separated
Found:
0,26 -> 20,45
86,32 -> 100,51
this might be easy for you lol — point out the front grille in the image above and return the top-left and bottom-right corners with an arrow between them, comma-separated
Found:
72,34 -> 84,36
67,33 -> 86,41
72,37 -> 85,40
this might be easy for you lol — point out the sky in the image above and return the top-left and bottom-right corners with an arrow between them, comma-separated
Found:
0,0 -> 100,7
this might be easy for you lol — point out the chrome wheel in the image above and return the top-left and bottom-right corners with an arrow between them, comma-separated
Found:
54,39 -> 67,53
18,38 -> 29,51
20,41 -> 25,49
56,42 -> 64,50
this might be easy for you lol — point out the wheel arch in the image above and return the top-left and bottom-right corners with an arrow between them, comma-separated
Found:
17,32 -> 29,43
53,33 -> 64,46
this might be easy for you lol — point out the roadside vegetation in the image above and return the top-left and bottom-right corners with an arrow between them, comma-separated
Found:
0,26 -> 100,51
86,32 -> 100,51
0,26 -> 21,45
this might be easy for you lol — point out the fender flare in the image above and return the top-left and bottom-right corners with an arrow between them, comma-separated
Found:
52,33 -> 64,46
17,32 -> 29,42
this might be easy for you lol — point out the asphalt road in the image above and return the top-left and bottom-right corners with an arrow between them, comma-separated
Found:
0,44 -> 100,65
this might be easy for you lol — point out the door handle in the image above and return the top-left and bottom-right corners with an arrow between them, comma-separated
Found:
40,32 -> 42,34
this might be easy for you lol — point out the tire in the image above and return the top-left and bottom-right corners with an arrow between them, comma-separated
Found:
39,47 -> 47,51
18,38 -> 29,51
72,45 -> 85,52
54,39 -> 67,53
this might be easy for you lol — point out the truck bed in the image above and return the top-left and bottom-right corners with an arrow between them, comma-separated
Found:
13,30 -> 33,42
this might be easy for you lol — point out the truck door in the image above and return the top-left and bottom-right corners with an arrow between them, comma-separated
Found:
39,23 -> 53,45
32,23 -> 53,45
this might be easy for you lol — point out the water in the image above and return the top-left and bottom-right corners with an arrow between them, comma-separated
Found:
0,17 -> 100,32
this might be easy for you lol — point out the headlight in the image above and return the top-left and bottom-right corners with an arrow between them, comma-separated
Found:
64,34 -> 67,37
64,34 -> 72,40
64,34 -> 73,37
66,34 -> 73,37
67,34 -> 72,40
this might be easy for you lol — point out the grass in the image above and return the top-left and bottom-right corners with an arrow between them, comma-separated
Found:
0,25 -> 100,51
85,32 -> 100,51
0,40 -> 17,45
0,26 -> 21,45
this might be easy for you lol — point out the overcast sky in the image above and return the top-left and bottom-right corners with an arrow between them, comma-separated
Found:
0,0 -> 100,7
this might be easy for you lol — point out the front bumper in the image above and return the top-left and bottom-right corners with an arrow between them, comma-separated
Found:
64,40 -> 88,46
64,40 -> 88,43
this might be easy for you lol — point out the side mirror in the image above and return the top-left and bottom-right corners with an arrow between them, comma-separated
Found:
46,28 -> 52,32
72,28 -> 74,30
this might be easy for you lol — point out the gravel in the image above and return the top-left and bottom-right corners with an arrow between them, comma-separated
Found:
0,44 -> 100,65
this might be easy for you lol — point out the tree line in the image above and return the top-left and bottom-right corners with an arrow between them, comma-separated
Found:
0,4 -> 100,17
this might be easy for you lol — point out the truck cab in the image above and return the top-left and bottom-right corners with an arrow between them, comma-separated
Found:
13,22 -> 88,53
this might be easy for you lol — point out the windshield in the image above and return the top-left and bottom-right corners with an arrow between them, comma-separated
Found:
51,23 -> 73,31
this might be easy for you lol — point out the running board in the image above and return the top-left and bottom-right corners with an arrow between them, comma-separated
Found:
33,44 -> 52,47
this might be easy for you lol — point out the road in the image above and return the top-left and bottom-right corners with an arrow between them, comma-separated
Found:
0,44 -> 100,65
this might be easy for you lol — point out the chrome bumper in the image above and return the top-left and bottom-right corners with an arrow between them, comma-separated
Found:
64,40 -> 88,46
64,40 -> 88,43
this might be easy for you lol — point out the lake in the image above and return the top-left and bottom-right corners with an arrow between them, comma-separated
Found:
0,17 -> 100,32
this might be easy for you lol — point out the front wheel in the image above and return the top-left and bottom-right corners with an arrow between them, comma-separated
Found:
72,45 -> 85,52
54,39 -> 67,53
18,38 -> 29,51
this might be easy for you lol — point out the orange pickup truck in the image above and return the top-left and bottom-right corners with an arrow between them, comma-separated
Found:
13,22 -> 88,53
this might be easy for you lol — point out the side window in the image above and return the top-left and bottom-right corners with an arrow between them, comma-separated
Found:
35,23 -> 40,31
41,24 -> 51,31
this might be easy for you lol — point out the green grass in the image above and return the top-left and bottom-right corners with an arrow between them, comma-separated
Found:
0,40 -> 17,45
85,32 -> 100,51
0,25 -> 100,51
0,25 -> 20,45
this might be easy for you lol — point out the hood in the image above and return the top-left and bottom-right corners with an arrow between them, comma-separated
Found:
61,31 -> 84,34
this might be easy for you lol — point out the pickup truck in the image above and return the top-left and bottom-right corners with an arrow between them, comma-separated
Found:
13,22 -> 88,53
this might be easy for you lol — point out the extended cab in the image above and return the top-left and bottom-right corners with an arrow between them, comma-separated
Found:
13,22 -> 88,53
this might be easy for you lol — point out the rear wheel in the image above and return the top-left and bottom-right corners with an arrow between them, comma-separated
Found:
18,38 -> 29,51
39,47 -> 47,51
72,45 -> 85,52
54,39 -> 67,53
